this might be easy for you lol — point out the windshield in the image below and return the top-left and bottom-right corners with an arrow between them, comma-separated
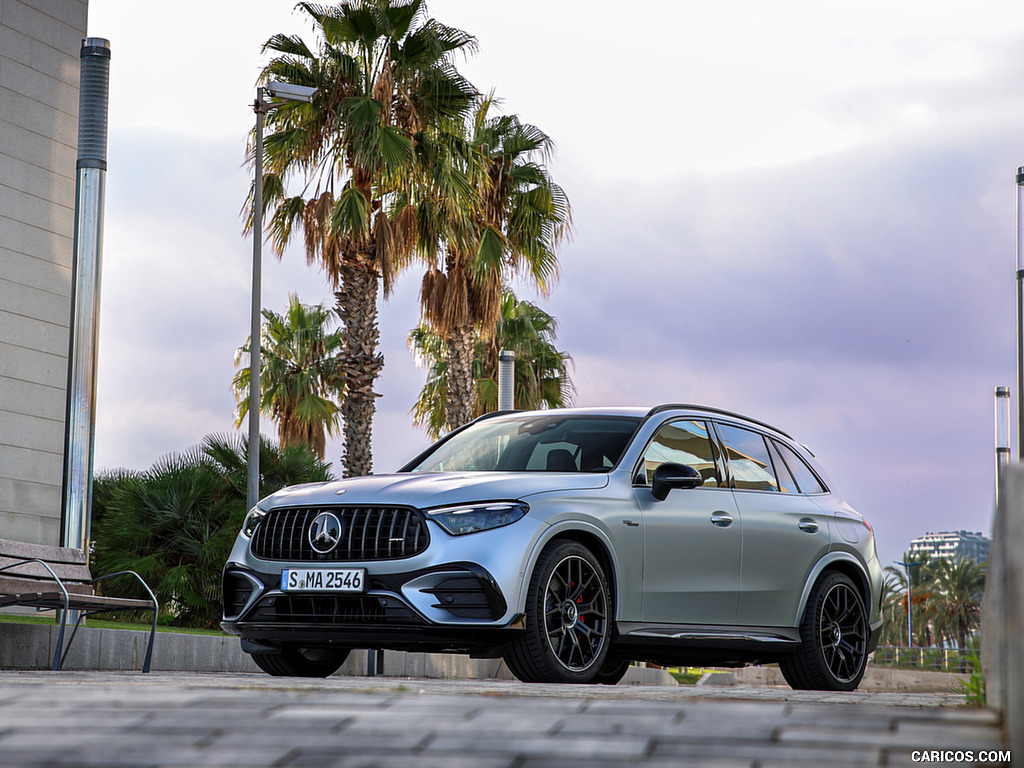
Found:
406,414 -> 642,473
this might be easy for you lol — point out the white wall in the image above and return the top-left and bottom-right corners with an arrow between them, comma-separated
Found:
0,0 -> 88,544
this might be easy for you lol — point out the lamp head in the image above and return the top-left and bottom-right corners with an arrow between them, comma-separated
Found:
266,81 -> 318,103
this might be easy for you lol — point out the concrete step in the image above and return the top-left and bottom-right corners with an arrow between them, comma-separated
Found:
0,622 -> 674,685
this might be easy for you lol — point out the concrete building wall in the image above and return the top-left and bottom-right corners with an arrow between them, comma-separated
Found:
0,0 -> 88,545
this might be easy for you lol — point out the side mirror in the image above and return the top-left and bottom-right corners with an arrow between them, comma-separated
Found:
651,463 -> 702,500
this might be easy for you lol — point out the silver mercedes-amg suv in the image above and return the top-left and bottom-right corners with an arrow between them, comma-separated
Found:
222,404 -> 883,690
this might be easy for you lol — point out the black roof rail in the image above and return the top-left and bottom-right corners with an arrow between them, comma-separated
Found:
644,403 -> 793,440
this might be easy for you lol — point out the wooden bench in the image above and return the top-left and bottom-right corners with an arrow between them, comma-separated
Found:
0,538 -> 158,672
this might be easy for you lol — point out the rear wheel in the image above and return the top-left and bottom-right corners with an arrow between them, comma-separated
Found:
780,571 -> 868,691
249,646 -> 350,677
504,540 -> 612,684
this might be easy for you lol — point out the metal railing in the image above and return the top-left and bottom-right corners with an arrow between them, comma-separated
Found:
871,646 -> 979,674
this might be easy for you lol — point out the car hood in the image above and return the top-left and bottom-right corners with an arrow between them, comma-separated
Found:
261,472 -> 610,510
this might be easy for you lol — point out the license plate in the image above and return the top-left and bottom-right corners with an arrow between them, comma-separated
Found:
280,568 -> 365,593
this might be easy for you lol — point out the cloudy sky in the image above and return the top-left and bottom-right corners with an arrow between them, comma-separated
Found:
86,0 -> 1024,568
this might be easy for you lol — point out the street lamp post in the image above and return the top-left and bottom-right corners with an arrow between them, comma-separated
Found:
248,82 -> 318,511
996,386 -> 1012,506
1016,168 -> 1024,461
896,560 -> 921,649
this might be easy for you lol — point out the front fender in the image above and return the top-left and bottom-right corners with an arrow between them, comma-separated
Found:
513,519 -> 627,620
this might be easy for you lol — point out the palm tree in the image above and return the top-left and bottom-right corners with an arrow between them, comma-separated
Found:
233,294 -> 344,459
409,290 -> 574,439
883,554 -> 935,647
418,95 -> 571,431
250,0 -> 478,476
881,553 -> 987,659
929,556 -> 986,651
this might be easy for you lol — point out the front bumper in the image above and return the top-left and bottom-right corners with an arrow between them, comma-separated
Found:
222,561 -> 522,654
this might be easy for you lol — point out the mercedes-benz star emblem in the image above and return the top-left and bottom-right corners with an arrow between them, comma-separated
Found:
308,511 -> 343,554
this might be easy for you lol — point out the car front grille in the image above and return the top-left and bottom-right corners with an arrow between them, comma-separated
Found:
250,506 -> 429,562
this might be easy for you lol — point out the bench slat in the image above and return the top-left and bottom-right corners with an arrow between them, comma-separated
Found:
0,539 -> 87,566
0,576 -> 93,597
15,592 -> 155,612
0,556 -> 93,583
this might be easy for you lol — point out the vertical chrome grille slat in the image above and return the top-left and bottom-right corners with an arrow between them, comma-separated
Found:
358,507 -> 368,558
373,510 -> 386,559
387,510 -> 399,558
249,506 -> 428,561
399,511 -> 411,558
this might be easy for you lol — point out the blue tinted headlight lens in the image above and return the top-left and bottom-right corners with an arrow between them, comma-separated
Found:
426,502 -> 528,536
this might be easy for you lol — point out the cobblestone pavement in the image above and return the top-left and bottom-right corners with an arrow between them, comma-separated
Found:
0,671 -> 1010,767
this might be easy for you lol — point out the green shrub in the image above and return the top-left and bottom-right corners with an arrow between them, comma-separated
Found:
92,434 -> 331,628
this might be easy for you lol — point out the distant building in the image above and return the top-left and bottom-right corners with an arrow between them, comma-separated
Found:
908,530 -> 990,564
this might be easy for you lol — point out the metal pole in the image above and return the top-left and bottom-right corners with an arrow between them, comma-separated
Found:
1016,168 -> 1024,461
62,38 -> 111,551
497,350 -> 515,411
996,386 -> 1011,505
247,91 -> 266,512
905,569 -> 913,648
897,560 -> 921,648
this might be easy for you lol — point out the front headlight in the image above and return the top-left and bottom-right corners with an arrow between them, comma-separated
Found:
242,506 -> 267,538
426,502 -> 528,536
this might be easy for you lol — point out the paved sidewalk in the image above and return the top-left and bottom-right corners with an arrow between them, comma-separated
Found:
0,671 -> 1010,767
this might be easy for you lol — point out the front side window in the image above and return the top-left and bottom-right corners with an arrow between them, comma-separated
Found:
638,420 -> 721,487
715,423 -> 779,492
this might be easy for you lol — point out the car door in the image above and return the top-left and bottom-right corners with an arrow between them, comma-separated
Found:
713,423 -> 832,628
633,419 -> 742,626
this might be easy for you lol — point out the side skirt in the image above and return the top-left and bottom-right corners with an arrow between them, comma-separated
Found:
611,622 -> 801,667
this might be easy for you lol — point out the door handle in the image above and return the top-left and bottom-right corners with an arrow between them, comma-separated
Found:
710,511 -> 733,528
798,518 -> 819,534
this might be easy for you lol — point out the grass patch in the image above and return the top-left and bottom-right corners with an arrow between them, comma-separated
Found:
0,613 -> 229,637
667,667 -> 706,685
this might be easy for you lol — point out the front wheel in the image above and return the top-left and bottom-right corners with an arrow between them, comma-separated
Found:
250,646 -> 350,677
588,657 -> 631,685
504,540 -> 613,684
779,571 -> 868,691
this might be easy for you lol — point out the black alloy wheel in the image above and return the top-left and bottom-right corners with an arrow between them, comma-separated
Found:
780,571 -> 868,691
504,540 -> 612,683
249,646 -> 350,677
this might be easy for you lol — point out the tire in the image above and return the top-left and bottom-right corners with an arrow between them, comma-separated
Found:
588,657 -> 631,685
250,646 -> 350,677
504,540 -> 613,684
779,571 -> 869,691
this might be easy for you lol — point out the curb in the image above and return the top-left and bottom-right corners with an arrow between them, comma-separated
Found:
0,623 -> 675,685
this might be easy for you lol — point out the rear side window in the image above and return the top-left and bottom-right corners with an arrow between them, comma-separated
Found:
767,440 -> 798,493
773,440 -> 827,494
715,423 -> 779,492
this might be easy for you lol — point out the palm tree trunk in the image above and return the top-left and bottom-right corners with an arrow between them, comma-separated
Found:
444,322 -> 476,431
335,261 -> 382,477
